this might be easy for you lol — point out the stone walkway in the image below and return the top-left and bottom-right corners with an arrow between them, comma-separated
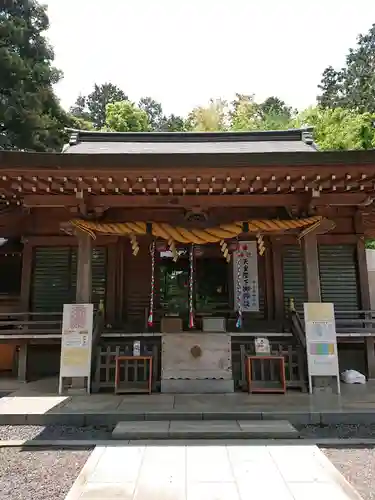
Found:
1,378 -> 375,426
64,443 -> 363,500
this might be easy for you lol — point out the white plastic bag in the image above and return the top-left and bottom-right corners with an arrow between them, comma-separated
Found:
340,369 -> 366,384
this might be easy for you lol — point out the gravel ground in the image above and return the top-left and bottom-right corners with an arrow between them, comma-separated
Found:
2,423 -> 375,441
0,425 -> 113,441
299,424 -> 375,439
0,447 -> 91,500
323,447 -> 375,500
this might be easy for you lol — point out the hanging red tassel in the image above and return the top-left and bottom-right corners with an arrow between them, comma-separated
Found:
189,311 -> 195,329
148,311 -> 153,327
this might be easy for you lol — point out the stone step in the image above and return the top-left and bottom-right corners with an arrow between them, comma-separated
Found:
111,420 -> 300,440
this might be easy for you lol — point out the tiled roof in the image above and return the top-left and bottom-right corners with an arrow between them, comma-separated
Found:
63,129 -> 317,154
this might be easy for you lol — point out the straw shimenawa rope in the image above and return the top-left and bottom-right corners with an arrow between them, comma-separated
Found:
70,216 -> 323,243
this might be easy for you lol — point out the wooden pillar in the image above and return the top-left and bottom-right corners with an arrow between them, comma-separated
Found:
75,231 -> 92,304
357,236 -> 375,378
302,233 -> 321,302
271,238 -> 284,321
17,344 -> 28,382
20,239 -> 33,311
355,213 -> 375,378
265,237 -> 274,319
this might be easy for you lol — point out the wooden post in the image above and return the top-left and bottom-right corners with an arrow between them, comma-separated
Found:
271,239 -> 284,321
357,236 -> 375,378
302,232 -> 321,302
17,344 -> 28,382
75,230 -> 92,304
355,213 -> 375,379
20,239 -> 33,312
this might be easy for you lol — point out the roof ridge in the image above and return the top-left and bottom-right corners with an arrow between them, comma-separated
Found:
64,128 -> 314,145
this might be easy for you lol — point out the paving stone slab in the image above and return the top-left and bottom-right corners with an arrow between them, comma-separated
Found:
26,412 -> 86,426
85,413 -> 145,426
238,420 -> 299,439
112,420 -> 300,440
0,413 -> 27,425
169,420 -> 241,438
144,411 -> 203,421
112,421 -> 170,439
202,411 -> 262,420
262,411 -> 320,425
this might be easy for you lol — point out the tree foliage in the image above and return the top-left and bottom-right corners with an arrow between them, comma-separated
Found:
138,96 -> 187,132
105,100 -> 149,132
160,114 -> 187,132
138,97 -> 164,131
0,0 -> 69,151
293,107 -> 375,150
318,24 -> 375,113
70,83 -> 128,129
187,99 -> 228,131
230,94 -> 293,131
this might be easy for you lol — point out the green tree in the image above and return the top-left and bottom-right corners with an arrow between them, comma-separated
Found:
105,101 -> 149,132
0,0 -> 69,151
71,83 -> 128,130
69,94 -> 91,122
293,107 -> 375,150
318,24 -> 375,112
67,114 -> 94,131
161,114 -> 187,132
187,99 -> 228,131
230,94 -> 293,131
138,97 -> 164,131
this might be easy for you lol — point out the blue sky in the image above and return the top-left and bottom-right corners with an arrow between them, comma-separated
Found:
44,0 -> 375,116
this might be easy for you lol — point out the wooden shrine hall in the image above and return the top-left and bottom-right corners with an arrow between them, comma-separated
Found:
1,128 -> 375,393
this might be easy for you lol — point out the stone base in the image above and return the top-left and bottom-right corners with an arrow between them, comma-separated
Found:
312,376 -> 336,395
161,379 -> 234,394
111,420 -> 299,440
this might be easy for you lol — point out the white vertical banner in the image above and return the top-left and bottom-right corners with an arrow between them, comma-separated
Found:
59,303 -> 94,394
233,241 -> 259,312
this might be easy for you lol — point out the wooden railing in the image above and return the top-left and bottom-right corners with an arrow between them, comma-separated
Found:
0,311 -> 62,337
334,310 -> 375,336
92,337 -> 161,392
233,339 -> 306,391
288,298 -> 306,348
287,299 -> 375,337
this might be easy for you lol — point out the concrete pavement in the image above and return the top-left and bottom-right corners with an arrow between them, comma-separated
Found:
64,442 -> 363,500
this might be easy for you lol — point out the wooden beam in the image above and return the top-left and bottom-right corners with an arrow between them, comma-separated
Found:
24,235 -> 118,246
21,193 -> 371,209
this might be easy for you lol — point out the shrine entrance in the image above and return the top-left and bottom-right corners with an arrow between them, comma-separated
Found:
159,247 -> 230,331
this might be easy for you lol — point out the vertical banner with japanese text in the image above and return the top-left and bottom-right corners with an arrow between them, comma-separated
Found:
233,241 -> 259,312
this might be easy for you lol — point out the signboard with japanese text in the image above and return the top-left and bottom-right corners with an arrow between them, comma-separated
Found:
59,303 -> 94,394
304,302 -> 340,394
233,241 -> 259,312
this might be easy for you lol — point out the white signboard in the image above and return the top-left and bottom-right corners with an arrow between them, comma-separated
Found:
255,337 -> 271,355
304,302 -> 340,394
59,303 -> 94,394
233,241 -> 259,312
